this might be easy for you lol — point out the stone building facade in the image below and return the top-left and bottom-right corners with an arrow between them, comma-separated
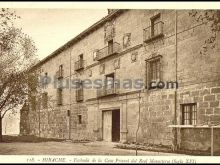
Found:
23,9 -> 220,153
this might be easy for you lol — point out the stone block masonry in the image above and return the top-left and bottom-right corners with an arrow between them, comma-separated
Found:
23,9 -> 220,153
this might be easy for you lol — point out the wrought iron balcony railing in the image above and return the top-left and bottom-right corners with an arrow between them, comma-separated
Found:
97,83 -> 119,98
143,21 -> 164,43
76,88 -> 83,102
74,60 -> 84,71
96,42 -> 121,61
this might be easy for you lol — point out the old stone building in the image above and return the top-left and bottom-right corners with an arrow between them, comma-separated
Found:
23,9 -> 220,153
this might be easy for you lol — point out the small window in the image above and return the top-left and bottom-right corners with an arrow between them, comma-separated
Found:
79,54 -> 83,61
42,92 -> 48,109
57,88 -> 63,105
181,103 -> 197,125
43,72 -> 48,88
105,73 -> 115,89
67,110 -> 70,117
108,39 -> 114,55
59,65 -> 63,71
78,115 -> 82,124
76,80 -> 83,102
58,64 -> 63,78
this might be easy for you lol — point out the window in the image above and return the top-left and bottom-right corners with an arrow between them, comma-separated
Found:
75,54 -> 84,71
105,73 -> 115,89
57,88 -> 63,105
79,54 -> 83,61
144,13 -> 163,43
76,80 -> 83,102
78,115 -> 82,124
181,103 -> 197,125
146,55 -> 162,89
59,65 -> 63,72
57,64 -> 63,79
43,72 -> 48,88
150,59 -> 160,82
108,39 -> 113,55
67,110 -> 70,117
150,13 -> 161,37
42,92 -> 48,109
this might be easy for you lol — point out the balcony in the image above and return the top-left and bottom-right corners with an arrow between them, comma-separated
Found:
96,42 -> 121,61
74,60 -> 84,71
56,69 -> 63,79
97,83 -> 119,98
143,21 -> 164,43
76,88 -> 83,102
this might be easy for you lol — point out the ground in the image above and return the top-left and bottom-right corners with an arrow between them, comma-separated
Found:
0,135 -> 187,155
0,141 -> 186,155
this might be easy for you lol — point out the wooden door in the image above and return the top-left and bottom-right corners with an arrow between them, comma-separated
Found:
103,111 -> 112,142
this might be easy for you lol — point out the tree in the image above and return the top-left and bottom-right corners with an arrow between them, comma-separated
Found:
0,8 -> 38,142
189,10 -> 220,55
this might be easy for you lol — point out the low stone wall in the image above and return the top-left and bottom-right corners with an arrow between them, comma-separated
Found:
180,128 -> 220,155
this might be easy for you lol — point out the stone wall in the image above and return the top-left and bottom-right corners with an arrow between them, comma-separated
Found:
23,10 -> 220,153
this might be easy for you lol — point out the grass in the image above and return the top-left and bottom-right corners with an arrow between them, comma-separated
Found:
2,135 -> 64,143
115,143 -> 216,156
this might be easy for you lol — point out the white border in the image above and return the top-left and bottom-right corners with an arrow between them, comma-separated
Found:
0,2 -> 219,9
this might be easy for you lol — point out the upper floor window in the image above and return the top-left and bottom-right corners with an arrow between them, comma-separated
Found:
144,13 -> 164,43
43,72 -> 48,88
146,55 -> 162,89
57,88 -> 63,106
42,92 -> 48,109
105,73 -> 115,89
108,39 -> 114,55
76,80 -> 83,102
150,13 -> 161,37
78,114 -> 82,124
57,64 -> 63,79
74,54 -> 84,71
181,103 -> 197,125
67,110 -> 70,117
79,54 -> 83,61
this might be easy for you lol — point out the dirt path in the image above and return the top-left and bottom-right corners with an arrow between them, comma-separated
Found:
0,141 -> 185,155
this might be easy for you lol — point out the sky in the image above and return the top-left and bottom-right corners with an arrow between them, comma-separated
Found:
2,8 -> 107,135
14,8 -> 107,60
